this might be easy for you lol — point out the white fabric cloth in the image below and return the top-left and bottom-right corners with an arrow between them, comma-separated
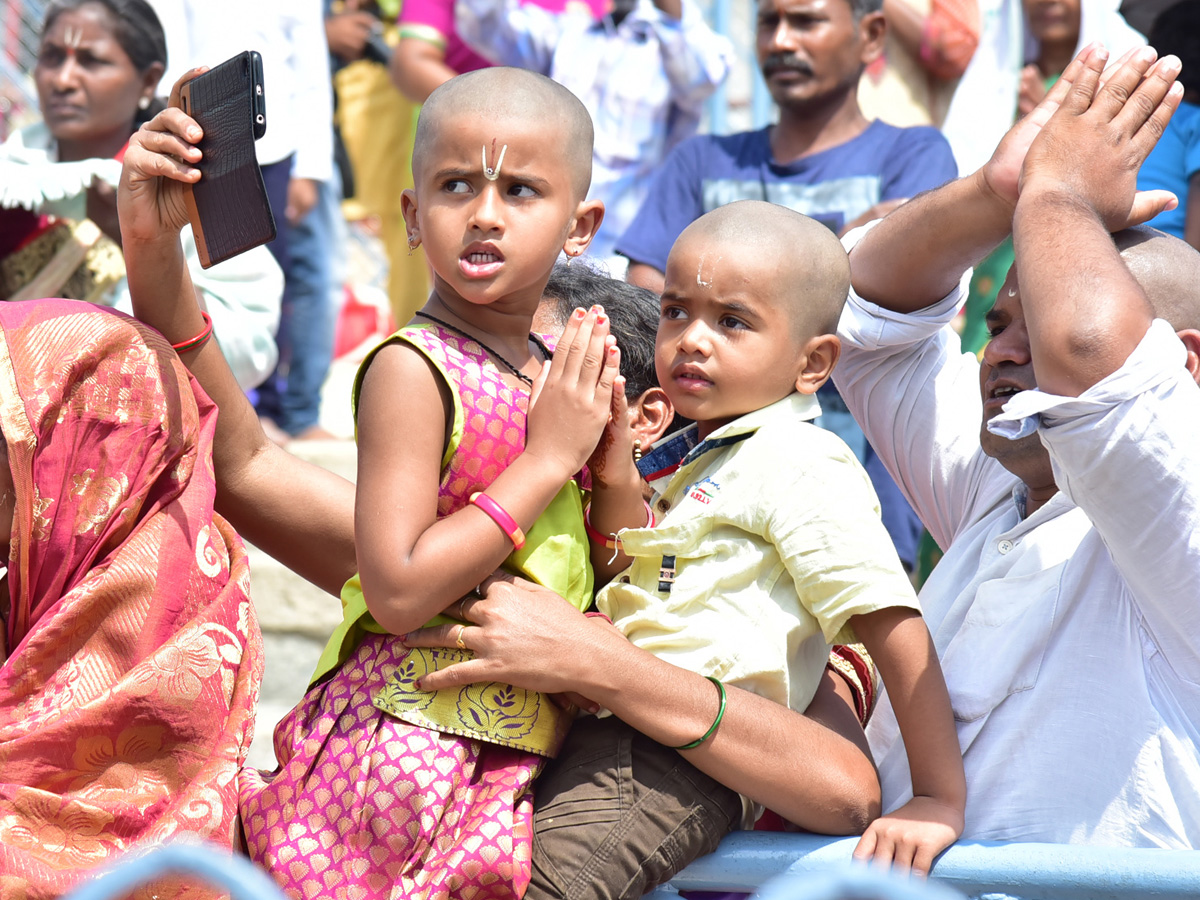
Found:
835,231 -> 1200,848
0,123 -> 282,390
149,0 -> 334,180
941,0 -> 1143,176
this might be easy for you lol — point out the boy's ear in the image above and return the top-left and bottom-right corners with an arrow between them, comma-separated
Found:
629,387 -> 675,447
564,199 -> 605,259
795,334 -> 841,395
401,189 -> 421,247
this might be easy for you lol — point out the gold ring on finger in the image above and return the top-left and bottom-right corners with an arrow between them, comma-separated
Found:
453,624 -> 467,650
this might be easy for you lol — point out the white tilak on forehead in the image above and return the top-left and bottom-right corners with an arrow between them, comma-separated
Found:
482,139 -> 508,181
696,253 -> 721,287
63,26 -> 84,48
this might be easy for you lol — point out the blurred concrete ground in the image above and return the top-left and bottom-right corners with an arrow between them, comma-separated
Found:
244,431 -> 356,770
244,225 -> 379,772
244,424 -> 358,770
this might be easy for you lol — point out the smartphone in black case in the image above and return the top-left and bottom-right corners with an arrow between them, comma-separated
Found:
179,51 -> 276,268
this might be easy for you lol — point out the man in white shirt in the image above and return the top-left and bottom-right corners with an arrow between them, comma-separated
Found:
837,44 -> 1200,848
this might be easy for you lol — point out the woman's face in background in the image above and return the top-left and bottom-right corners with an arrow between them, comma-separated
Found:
1023,0 -> 1081,48
34,3 -> 157,146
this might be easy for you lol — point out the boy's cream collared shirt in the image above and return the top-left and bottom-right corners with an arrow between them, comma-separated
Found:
597,392 -> 920,715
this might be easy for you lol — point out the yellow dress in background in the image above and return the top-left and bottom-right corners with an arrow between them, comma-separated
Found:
335,56 -> 430,327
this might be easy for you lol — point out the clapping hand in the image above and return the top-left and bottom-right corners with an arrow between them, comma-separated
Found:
526,307 -> 621,480
980,43 -> 1181,230
1019,44 -> 1182,230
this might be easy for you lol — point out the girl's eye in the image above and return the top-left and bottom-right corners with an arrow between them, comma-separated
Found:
661,306 -> 686,320
509,183 -> 537,198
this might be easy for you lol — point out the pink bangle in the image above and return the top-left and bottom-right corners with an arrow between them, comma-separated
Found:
583,500 -> 656,550
585,611 -> 613,625
469,492 -> 526,551
171,311 -> 213,353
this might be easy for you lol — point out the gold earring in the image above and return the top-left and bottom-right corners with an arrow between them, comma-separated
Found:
407,234 -> 418,256
633,440 -> 643,462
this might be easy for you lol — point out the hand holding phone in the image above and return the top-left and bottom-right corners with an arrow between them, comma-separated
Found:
178,51 -> 276,268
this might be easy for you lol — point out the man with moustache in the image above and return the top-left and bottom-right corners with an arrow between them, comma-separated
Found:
838,46 -> 1200,847
615,0 -> 956,577
615,0 -> 956,294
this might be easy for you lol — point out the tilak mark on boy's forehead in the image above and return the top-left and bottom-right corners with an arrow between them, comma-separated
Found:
483,139 -> 508,181
696,253 -> 722,288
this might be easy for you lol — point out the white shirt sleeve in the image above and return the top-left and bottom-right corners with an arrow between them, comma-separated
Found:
989,319 -> 1200,680
834,224 -> 1017,549
288,0 -> 335,183
454,0 -> 561,72
648,0 -> 729,115
650,0 -> 733,115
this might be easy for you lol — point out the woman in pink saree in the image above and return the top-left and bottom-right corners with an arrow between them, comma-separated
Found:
0,299 -> 263,898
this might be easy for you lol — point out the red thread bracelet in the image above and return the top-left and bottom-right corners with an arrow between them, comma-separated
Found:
583,500 -> 656,549
469,492 -> 526,550
171,311 -> 213,353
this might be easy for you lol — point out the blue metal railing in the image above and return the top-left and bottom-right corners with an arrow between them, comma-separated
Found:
755,867 -> 967,900
647,833 -> 1200,899
62,843 -> 289,900
1,0 -> 46,138
58,834 -> 1200,900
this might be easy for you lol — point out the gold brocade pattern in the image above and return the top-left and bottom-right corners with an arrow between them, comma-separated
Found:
0,302 -> 263,899
0,788 -> 118,869
70,470 -> 129,536
0,221 -> 125,304
29,490 -> 53,543
372,648 -> 569,757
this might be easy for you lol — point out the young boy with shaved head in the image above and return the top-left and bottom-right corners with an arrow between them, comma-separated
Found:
585,199 -> 967,877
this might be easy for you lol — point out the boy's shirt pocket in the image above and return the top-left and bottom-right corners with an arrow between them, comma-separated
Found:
596,511 -> 828,711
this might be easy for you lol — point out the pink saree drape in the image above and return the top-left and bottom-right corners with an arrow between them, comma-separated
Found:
0,300 -> 263,898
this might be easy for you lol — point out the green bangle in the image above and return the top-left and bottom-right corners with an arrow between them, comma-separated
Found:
672,676 -> 726,750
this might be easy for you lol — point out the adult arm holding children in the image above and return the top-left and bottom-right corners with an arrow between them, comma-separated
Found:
121,66 -> 885,897
420,200 -> 965,881
837,43 -> 1200,848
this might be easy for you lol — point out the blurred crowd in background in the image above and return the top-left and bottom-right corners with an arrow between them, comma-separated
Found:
0,0 -> 1195,475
